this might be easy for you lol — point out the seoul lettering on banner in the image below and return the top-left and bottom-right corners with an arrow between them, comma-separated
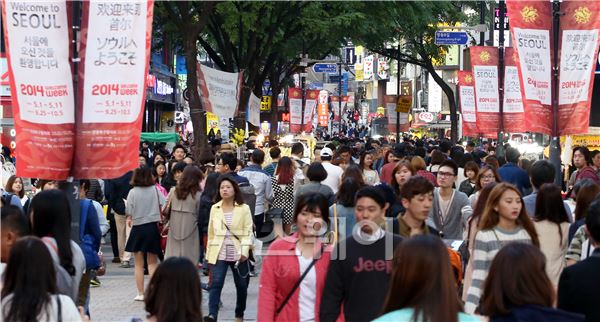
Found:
558,0 -> 600,136
74,1 -> 154,179
457,71 -> 479,137
469,46 -> 500,136
503,47 -> 526,133
506,0 -> 553,135
1,0 -> 75,179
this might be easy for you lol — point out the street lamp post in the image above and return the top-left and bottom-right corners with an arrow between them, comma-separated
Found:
550,0 -> 562,186
338,59 -> 342,136
496,0 -> 506,160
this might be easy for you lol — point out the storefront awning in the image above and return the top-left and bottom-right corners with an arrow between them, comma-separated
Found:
140,132 -> 179,143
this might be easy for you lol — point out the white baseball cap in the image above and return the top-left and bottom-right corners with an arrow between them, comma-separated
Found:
320,147 -> 334,157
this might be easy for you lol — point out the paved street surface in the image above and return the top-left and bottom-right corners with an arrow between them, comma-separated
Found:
90,245 -> 259,321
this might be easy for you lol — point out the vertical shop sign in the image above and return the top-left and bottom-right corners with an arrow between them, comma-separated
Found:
317,90 -> 329,127
74,1 -> 154,178
247,92 -> 260,126
2,0 -> 75,179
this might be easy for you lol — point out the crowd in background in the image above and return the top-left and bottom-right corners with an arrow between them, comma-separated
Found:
1,135 -> 600,322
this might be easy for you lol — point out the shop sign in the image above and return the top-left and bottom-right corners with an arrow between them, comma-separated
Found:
418,112 -> 434,123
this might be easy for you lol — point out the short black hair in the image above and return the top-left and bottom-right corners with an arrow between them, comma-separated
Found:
291,143 -> 304,156
401,176 -> 434,201
355,186 -> 386,209
79,179 -> 91,192
269,147 -> 281,159
440,159 -> 459,176
439,140 -> 451,153
268,139 -> 279,147
529,160 -> 556,190
505,147 -> 521,163
172,144 -> 187,154
211,139 -> 222,147
1,205 -> 29,236
251,149 -> 265,165
573,146 -> 591,165
172,161 -> 188,174
585,196 -> 600,242
306,162 -> 328,182
220,152 -> 237,171
337,145 -> 352,155
467,141 -> 475,148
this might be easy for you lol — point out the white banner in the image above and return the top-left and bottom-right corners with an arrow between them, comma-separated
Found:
4,0 -> 74,124
363,55 -> 374,80
503,66 -> 524,113
427,73 -> 443,113
473,65 -> 500,112
247,92 -> 260,126
460,86 -> 477,122
81,1 -> 149,123
304,95 -> 317,125
512,28 -> 552,104
377,57 -> 388,79
559,29 -> 599,105
198,64 -> 240,120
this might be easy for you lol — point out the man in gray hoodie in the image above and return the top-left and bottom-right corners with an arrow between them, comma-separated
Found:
428,159 -> 472,240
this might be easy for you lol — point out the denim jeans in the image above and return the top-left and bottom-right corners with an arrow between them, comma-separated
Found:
208,260 -> 249,319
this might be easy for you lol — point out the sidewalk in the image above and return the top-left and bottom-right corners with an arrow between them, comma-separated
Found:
90,246 -> 259,321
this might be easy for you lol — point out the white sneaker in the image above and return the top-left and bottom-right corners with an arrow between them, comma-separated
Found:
133,294 -> 144,301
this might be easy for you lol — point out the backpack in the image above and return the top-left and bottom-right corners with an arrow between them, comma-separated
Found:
239,182 -> 256,216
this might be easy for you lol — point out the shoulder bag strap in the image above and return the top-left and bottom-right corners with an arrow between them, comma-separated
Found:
223,220 -> 242,243
276,244 -> 324,315
491,229 -> 503,247
56,295 -> 62,322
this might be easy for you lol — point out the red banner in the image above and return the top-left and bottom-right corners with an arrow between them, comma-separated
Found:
507,0 -> 553,134
288,88 -> 313,133
2,0 -> 75,180
74,1 -> 154,179
503,47 -> 526,133
558,0 -> 600,135
458,71 -> 479,137
317,90 -> 329,127
470,46 -> 500,136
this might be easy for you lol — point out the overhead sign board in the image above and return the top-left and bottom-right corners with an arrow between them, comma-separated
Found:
313,63 -> 338,74
396,96 -> 412,113
260,95 -> 271,111
435,31 -> 469,45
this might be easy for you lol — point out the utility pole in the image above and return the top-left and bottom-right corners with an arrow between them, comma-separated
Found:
479,1 -> 486,46
300,54 -> 307,132
550,0 -> 562,186
338,56 -> 342,136
496,1 -> 506,160
396,43 -> 401,143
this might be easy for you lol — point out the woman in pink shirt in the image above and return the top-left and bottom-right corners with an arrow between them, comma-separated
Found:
258,193 -> 335,322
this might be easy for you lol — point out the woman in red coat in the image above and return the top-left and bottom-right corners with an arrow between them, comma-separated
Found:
258,193 -> 336,322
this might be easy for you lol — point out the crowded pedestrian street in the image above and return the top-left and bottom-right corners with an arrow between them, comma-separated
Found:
2,1 -> 600,322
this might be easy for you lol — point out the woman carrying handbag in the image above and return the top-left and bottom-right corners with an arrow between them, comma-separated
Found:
258,193 -> 335,322
164,166 -> 203,264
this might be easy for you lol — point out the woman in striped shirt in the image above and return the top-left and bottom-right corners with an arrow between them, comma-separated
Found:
464,183 -> 540,314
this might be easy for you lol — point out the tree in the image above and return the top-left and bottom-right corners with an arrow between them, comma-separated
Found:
154,2 -> 219,159
355,1 -> 475,143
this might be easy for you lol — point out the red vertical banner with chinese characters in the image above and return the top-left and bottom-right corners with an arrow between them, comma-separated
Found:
503,47 -> 526,133
469,46 -> 500,137
304,90 -> 318,132
317,90 -> 329,127
1,0 -> 75,179
507,0 -> 553,134
288,87 -> 307,133
558,1 -> 600,135
457,71 -> 479,137
75,1 -> 154,178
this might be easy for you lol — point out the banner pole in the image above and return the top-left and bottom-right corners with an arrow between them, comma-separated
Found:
550,0 -> 562,186
396,43 -> 401,143
496,1 -> 506,160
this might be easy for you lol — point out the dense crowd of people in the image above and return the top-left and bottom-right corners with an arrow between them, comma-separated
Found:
1,136 -> 600,322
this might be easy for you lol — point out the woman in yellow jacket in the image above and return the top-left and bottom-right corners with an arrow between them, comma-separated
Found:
205,174 -> 253,322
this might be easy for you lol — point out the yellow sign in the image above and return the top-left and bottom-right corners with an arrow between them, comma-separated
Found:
396,96 -> 412,113
206,112 -> 218,134
260,96 -> 271,111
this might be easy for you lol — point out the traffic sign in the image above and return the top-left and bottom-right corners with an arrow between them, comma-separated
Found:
435,31 -> 469,45
313,63 -> 338,74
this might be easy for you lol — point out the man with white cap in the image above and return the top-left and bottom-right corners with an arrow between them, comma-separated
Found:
320,147 -> 343,194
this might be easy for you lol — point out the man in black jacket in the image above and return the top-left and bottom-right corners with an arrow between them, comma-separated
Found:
104,171 -> 132,267
558,196 -> 600,322
320,187 -> 402,322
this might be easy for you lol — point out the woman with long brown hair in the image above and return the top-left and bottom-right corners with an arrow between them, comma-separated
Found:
164,165 -> 203,264
464,183 -> 539,314
479,243 -> 584,321
271,157 -> 296,235
341,164 -> 366,187
4,175 -> 29,211
374,235 -> 481,322
462,182 -> 498,302
533,184 -> 571,288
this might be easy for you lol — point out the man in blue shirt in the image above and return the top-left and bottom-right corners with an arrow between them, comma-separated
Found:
497,147 -> 531,196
